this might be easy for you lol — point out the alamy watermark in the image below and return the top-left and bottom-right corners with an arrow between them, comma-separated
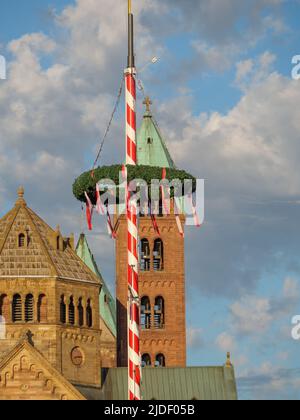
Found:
291,315 -> 300,340
0,55 -> 6,80
95,173 -> 205,226
291,55 -> 300,80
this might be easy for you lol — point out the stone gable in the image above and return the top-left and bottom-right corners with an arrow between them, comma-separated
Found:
0,340 -> 85,400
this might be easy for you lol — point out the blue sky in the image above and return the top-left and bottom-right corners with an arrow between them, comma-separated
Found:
1,0 -> 300,400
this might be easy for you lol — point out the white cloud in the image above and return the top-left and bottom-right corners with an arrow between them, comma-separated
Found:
192,41 -> 238,73
154,66 -> 300,297
187,327 -> 204,349
216,332 -> 236,352
228,277 -> 300,337
283,277 -> 300,299
152,0 -> 285,45
235,52 -> 276,91
236,59 -> 254,84
238,363 -> 300,400
230,296 -> 272,335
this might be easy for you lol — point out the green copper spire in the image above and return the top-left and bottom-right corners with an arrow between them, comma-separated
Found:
76,234 -> 116,338
137,97 -> 176,168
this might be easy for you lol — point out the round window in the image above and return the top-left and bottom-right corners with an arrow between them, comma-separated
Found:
71,347 -> 84,367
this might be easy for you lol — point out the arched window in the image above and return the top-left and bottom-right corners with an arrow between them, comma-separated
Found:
12,294 -> 22,322
153,239 -> 164,271
155,353 -> 166,367
141,296 -> 151,330
78,298 -> 84,327
56,236 -> 60,250
25,294 -> 34,322
0,295 -> 9,321
38,294 -> 47,323
140,239 -> 150,271
154,296 -> 165,329
142,354 -> 152,367
86,299 -> 93,328
60,295 -> 66,324
68,296 -> 75,325
18,233 -> 25,248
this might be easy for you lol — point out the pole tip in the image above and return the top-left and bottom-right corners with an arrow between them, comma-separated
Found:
128,0 -> 132,14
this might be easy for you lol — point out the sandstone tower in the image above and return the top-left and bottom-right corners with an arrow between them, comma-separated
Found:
116,99 -> 186,368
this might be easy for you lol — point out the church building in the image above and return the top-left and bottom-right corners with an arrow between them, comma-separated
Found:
0,102 -> 238,400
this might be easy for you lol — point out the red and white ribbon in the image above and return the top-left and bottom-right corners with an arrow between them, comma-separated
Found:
161,168 -> 170,215
188,193 -> 201,228
150,211 -> 160,236
84,192 -> 93,231
125,68 -> 141,399
174,196 -> 185,238
107,210 -> 117,239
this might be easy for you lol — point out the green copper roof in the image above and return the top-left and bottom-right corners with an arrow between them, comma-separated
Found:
137,105 -> 176,169
76,366 -> 238,400
76,234 -> 116,338
102,366 -> 237,400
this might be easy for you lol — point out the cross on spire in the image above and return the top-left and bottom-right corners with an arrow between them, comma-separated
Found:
143,96 -> 152,113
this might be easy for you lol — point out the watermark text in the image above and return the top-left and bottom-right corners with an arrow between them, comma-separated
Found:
292,55 -> 300,80
0,55 -> 6,80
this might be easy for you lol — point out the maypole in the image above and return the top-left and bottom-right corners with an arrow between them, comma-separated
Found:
125,0 -> 141,401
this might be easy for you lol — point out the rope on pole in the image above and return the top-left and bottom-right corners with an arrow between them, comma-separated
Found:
92,77 -> 124,171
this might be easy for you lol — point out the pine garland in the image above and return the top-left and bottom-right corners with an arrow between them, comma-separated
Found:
73,165 -> 196,203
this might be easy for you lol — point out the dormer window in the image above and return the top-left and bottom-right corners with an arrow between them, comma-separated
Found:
18,233 -> 25,248
147,137 -> 153,145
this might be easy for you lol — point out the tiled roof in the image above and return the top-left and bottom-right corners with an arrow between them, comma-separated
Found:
0,190 -> 100,285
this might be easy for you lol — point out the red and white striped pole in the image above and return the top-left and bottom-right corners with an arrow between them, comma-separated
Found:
125,0 -> 141,401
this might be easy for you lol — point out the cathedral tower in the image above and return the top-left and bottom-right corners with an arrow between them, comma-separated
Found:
116,99 -> 186,368
0,188 -> 102,392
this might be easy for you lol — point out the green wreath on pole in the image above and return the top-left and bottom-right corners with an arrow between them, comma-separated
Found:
73,164 -> 196,204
